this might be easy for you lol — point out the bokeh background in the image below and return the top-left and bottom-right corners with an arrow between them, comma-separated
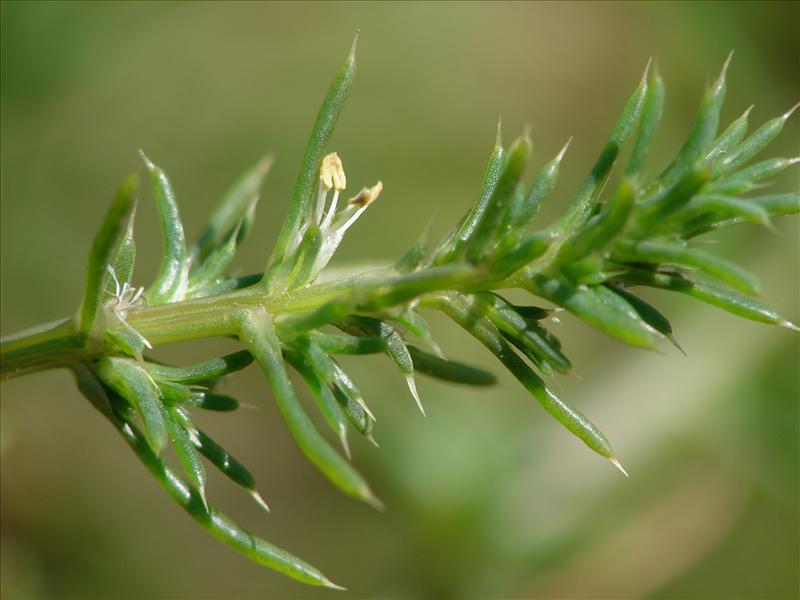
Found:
1,1 -> 798,598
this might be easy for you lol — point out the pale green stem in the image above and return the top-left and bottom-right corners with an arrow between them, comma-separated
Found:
0,258 -> 531,380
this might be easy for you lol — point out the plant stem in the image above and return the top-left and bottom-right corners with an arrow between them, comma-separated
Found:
1,262 -> 521,379
0,317 -> 85,379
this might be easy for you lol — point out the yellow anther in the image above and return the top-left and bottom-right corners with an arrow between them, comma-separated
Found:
348,181 -> 383,208
320,153 -> 347,191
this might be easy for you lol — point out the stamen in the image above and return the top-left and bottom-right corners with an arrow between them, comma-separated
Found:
318,153 -> 347,225
347,181 -> 382,208
315,185 -> 328,225
130,287 -> 145,305
320,153 -> 346,191
321,190 -> 340,229
106,264 -> 121,298
312,181 -> 382,276
340,181 -> 383,232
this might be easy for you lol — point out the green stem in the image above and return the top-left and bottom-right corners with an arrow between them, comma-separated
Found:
0,317 -> 85,380
1,262 -> 526,379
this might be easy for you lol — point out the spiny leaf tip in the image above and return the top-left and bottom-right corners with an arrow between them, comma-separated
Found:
556,137 -> 573,163
640,57 -> 653,85
138,149 -> 156,171
348,31 -> 360,63
322,578 -> 348,591
779,320 -> 800,333
717,50 -> 734,84
609,457 -> 630,477
250,490 -> 271,513
782,101 -> 800,121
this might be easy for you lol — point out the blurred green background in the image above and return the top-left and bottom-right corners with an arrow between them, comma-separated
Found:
1,1 -> 798,598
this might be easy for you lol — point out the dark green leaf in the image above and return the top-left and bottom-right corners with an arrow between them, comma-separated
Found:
530,275 -> 662,348
614,239 -> 761,293
195,428 -> 256,490
187,393 -> 240,412
619,268 -> 792,327
146,351 -> 254,384
606,284 -> 683,353
407,346 -> 497,386
432,293 -> 618,460
311,332 -> 386,355
471,292 -> 571,373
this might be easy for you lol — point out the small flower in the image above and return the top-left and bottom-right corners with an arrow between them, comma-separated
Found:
105,265 -> 145,319
316,152 -> 347,227
308,153 -> 384,277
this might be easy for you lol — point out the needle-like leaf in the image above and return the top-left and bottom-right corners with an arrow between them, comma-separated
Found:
78,172 -> 138,335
